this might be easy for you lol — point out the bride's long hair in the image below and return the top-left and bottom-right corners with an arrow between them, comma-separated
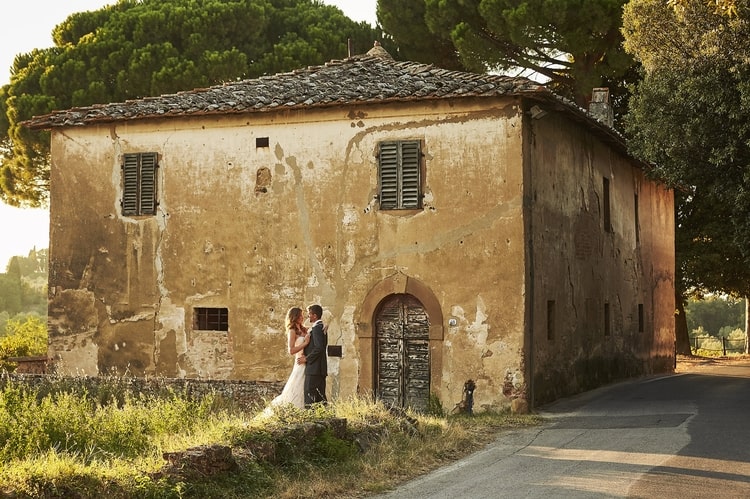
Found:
285,307 -> 304,332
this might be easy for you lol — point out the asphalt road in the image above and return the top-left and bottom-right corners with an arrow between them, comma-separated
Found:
374,358 -> 750,498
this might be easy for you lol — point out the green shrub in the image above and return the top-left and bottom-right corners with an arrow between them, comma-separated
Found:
0,381 -> 220,463
427,392 -> 445,416
0,316 -> 47,371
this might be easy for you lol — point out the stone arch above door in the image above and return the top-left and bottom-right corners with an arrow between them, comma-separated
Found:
358,273 -> 444,340
356,273 -> 444,398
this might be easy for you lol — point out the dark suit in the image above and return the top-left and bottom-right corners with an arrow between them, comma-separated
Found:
303,319 -> 328,406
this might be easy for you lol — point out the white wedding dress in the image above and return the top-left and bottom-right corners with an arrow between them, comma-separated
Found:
262,335 -> 306,415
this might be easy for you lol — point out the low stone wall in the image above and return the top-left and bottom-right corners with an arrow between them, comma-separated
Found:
0,373 -> 284,413
5,356 -> 49,374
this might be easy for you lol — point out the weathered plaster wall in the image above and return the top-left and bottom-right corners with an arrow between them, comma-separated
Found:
47,98 -> 529,411
525,110 -> 675,405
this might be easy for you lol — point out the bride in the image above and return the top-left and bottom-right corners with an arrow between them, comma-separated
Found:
262,307 -> 310,414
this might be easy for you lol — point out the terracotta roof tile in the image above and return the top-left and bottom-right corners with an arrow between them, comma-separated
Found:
23,54 -> 551,130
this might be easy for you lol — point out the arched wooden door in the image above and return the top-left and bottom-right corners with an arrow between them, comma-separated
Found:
375,294 -> 430,412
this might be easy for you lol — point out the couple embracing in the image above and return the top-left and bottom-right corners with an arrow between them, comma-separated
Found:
264,304 -> 327,414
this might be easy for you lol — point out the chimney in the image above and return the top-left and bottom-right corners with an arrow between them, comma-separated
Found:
366,40 -> 393,60
588,88 -> 614,127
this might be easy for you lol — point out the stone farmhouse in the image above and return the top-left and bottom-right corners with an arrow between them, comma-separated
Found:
24,46 -> 675,411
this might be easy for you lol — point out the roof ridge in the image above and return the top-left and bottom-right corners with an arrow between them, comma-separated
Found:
23,54 -> 553,130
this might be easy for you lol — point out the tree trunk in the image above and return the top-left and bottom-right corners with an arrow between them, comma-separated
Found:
675,293 -> 692,356
745,297 -> 749,355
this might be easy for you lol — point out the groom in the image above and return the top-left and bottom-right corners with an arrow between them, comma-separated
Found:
301,304 -> 327,407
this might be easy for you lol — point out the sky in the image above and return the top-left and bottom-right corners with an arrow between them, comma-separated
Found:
0,0 -> 377,270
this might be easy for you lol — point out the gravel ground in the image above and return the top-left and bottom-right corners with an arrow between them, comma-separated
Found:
674,353 -> 750,373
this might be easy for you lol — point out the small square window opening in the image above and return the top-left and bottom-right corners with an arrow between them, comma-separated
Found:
194,307 -> 229,331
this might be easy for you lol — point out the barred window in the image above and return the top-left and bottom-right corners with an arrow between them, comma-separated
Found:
378,140 -> 422,210
194,307 -> 229,332
122,152 -> 158,216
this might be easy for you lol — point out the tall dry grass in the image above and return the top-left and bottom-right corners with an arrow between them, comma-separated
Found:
0,378 -> 542,498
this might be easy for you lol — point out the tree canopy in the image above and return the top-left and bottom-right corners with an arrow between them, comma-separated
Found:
623,0 -> 750,293
685,294 -> 746,338
669,0 -> 744,16
0,0 -> 385,206
376,0 -> 464,70
622,0 -> 750,350
0,250 -> 47,317
377,0 -> 637,109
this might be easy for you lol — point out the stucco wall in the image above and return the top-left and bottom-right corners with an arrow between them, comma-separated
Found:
47,98 -> 529,411
524,110 -> 675,406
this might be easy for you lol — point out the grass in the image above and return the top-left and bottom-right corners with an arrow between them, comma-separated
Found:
690,347 -> 747,357
0,378 -> 543,498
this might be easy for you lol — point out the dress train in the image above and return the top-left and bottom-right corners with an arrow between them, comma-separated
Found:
262,335 -> 306,415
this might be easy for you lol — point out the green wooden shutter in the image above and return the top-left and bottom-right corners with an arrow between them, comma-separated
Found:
378,140 -> 421,210
400,141 -> 421,209
379,142 -> 399,209
139,152 -> 158,215
122,152 -> 158,216
122,154 -> 140,216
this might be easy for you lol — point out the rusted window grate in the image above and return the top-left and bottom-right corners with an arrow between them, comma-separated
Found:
194,307 -> 229,331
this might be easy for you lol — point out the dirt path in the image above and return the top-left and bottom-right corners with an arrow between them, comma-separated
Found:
675,354 -> 750,373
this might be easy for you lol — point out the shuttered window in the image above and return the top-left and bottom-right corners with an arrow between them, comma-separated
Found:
378,140 -> 422,210
122,152 -> 158,216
